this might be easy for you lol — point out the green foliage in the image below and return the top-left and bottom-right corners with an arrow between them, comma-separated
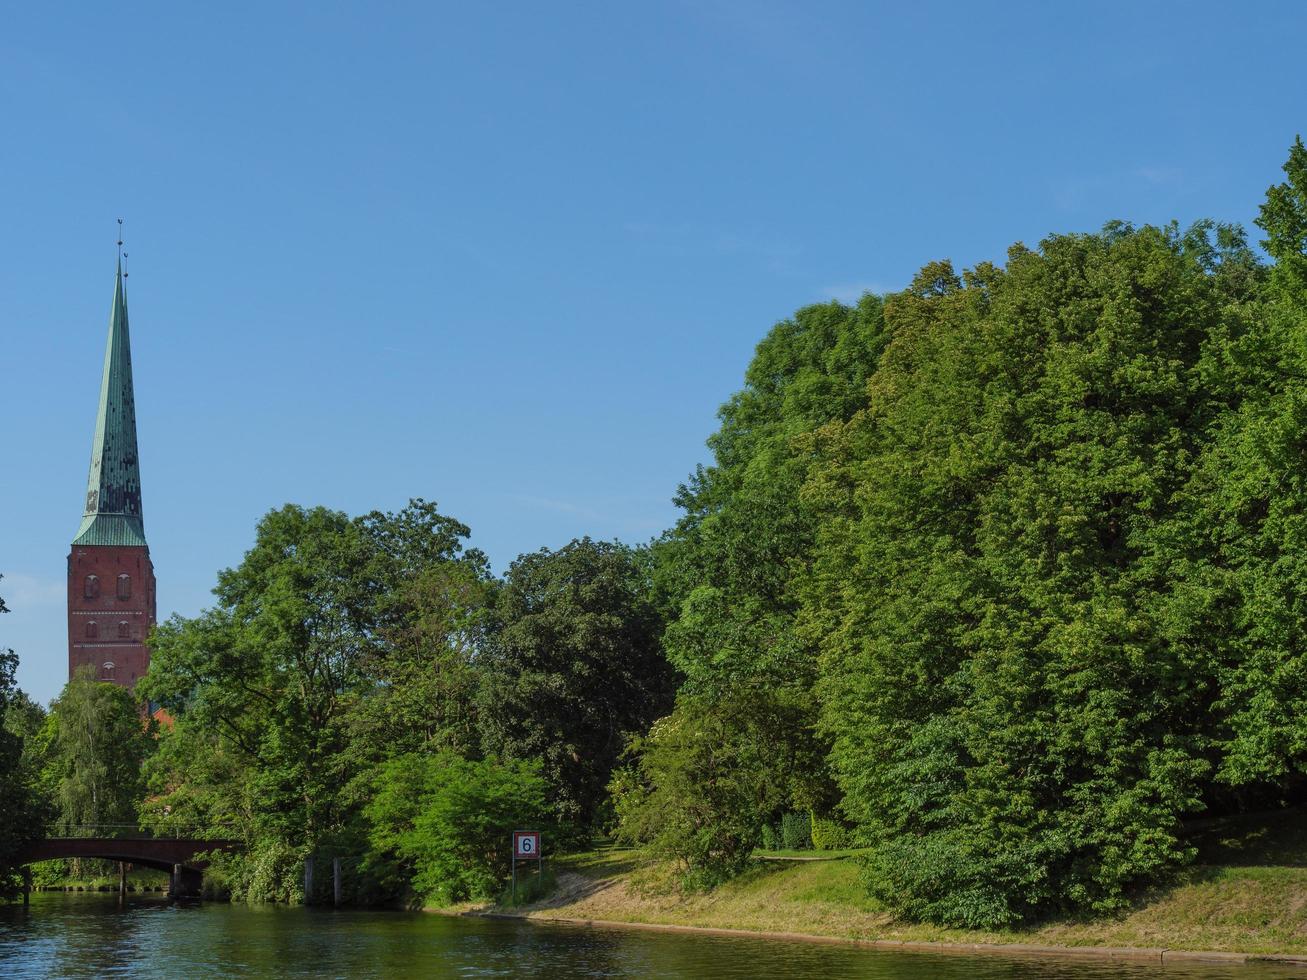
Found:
810,813 -> 854,851
643,299 -> 889,869
499,864 -> 556,907
1179,136 -> 1307,793
0,636 -> 43,897
806,221 -> 1262,926
43,666 -> 154,829
612,689 -> 820,888
140,499 -> 489,903
478,538 -> 673,830
780,811 -> 812,851
363,752 -> 550,904
658,297 -> 889,695
228,838 -> 305,904
759,812 -> 814,851
1257,135 -> 1307,291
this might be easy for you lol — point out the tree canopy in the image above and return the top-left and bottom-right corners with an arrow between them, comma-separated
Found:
15,139 -> 1307,928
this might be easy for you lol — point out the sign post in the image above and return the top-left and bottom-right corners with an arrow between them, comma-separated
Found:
511,830 -> 541,903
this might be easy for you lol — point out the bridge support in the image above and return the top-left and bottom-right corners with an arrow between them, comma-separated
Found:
118,862 -> 127,897
168,863 -> 202,899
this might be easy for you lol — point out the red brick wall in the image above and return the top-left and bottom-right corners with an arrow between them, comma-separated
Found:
67,545 -> 156,687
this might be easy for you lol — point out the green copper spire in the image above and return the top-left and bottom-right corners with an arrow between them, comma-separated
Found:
72,259 -> 147,548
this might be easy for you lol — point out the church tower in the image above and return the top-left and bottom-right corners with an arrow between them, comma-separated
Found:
66,257 -> 156,687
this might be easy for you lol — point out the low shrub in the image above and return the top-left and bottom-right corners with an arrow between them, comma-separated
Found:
364,752 -> 552,904
780,811 -> 812,850
810,813 -> 853,851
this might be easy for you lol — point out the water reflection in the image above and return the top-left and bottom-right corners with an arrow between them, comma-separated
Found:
0,894 -> 1300,979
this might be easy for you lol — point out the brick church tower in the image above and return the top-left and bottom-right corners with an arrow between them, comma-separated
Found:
67,257 -> 156,687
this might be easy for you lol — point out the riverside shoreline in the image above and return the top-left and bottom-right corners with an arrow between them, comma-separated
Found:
452,912 -> 1307,969
430,831 -> 1307,968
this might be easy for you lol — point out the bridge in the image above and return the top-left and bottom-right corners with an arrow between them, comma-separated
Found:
17,825 -> 241,899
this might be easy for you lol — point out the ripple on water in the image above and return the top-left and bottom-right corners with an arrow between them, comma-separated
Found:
0,893 -> 1301,980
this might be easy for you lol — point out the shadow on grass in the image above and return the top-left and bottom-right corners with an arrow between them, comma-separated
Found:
1186,805 -> 1307,868
997,811 -> 1307,937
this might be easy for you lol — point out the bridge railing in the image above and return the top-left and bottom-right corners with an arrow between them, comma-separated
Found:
44,823 -> 232,841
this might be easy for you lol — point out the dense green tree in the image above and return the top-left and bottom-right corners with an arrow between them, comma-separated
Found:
363,752 -> 550,903
1158,137 -> 1307,795
611,687 -> 823,887
342,559 -> 491,763
1259,136 -> 1307,293
658,297 -> 889,693
142,506 -> 372,854
647,299 -> 892,853
140,499 -> 489,901
478,538 -> 673,830
0,607 -> 44,897
806,223 -> 1259,926
5,688 -> 51,830
42,666 -> 154,831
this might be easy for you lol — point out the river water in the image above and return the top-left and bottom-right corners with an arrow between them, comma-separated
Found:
1,894 -> 1301,979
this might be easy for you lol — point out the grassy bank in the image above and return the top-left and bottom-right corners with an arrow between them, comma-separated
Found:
449,809 -> 1307,956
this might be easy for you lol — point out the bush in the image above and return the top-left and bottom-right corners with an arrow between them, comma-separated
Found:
810,813 -> 853,851
611,692 -> 813,888
860,830 -> 1065,929
364,752 -> 551,904
760,823 -> 781,851
499,865 -> 556,907
229,838 -> 304,904
780,811 -> 812,850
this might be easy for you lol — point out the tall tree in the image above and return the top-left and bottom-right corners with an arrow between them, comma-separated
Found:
807,225 -> 1259,926
635,297 -> 890,867
478,538 -> 673,829
1159,137 -> 1307,796
0,573 -> 44,895
658,297 -> 889,696
42,666 -> 154,830
343,501 -> 491,763
140,499 -> 488,901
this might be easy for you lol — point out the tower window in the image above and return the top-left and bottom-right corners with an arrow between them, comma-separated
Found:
117,621 -> 130,639
86,621 -> 98,639
101,662 -> 115,681
117,574 -> 132,600
84,575 -> 100,599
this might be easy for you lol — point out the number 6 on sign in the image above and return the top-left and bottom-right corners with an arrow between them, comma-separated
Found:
514,831 -> 540,859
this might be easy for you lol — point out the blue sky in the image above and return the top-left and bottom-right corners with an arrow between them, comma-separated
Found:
2,1 -> 1304,704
